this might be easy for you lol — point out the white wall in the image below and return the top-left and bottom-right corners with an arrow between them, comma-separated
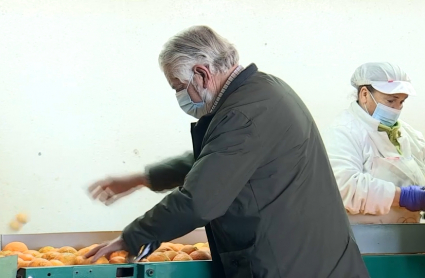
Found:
1,0 -> 424,234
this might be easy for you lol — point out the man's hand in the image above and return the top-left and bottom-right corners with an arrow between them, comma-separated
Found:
84,237 -> 128,263
88,174 -> 149,205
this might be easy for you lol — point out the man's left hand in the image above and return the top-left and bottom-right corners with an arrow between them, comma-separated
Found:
84,236 -> 128,263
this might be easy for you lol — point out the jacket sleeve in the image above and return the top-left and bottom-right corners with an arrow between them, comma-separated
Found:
122,110 -> 262,256
413,129 -> 425,164
401,121 -> 425,165
323,125 -> 396,215
145,152 -> 195,192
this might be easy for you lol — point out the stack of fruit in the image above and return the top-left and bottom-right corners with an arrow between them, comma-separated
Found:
144,242 -> 211,262
0,241 -> 127,268
0,241 -> 211,268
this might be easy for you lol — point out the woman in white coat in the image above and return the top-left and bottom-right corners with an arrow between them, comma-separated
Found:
323,62 -> 425,224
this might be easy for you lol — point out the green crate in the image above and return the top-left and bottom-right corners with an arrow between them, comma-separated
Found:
363,254 -> 425,278
0,255 -> 18,278
16,264 -> 137,278
12,255 -> 425,278
136,261 -> 215,278
14,262 -> 214,278
137,256 -> 425,278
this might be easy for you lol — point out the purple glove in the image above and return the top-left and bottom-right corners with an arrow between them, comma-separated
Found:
399,186 -> 425,211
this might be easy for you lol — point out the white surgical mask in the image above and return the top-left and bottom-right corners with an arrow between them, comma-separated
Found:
175,73 -> 208,119
368,92 -> 401,127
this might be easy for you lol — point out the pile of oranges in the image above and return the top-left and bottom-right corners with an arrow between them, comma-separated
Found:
145,242 -> 211,262
0,241 -> 127,268
0,241 -> 211,268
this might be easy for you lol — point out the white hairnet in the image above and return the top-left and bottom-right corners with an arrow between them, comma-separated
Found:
351,62 -> 416,96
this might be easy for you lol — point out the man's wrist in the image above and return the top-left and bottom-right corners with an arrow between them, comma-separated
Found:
134,174 -> 151,189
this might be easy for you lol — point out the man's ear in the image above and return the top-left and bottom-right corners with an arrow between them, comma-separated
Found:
193,65 -> 212,89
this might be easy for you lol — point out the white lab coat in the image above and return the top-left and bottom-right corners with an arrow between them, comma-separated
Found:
323,101 -> 425,224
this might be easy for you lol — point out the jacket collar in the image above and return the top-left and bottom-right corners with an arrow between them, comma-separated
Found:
349,101 -> 380,132
208,63 -> 258,115
193,64 -> 258,127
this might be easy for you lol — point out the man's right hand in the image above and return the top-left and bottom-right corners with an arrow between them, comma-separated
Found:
88,174 -> 149,206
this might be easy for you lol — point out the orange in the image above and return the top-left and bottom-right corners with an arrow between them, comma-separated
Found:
170,243 -> 184,252
16,213 -> 29,224
160,242 -> 183,252
0,251 -> 12,256
93,256 -> 109,264
164,250 -> 178,260
9,220 -> 22,231
159,242 -> 173,248
39,246 -> 56,253
1,251 -> 19,256
50,260 -> 65,266
110,250 -> 128,259
18,258 -> 30,268
23,250 -> 40,257
2,251 -> 21,256
53,253 -> 76,265
41,252 -> 61,260
180,245 -> 197,255
147,252 -> 170,262
58,246 -> 77,254
76,247 -> 90,256
3,242 -> 28,252
109,256 -> 126,264
198,247 -> 211,254
18,253 -> 34,261
155,242 -> 174,252
28,258 -> 53,267
155,246 -> 174,252
173,252 -> 193,261
74,256 -> 90,265
193,243 -> 205,249
190,250 -> 212,261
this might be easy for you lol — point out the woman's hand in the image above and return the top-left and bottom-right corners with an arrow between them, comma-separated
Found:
399,185 -> 425,211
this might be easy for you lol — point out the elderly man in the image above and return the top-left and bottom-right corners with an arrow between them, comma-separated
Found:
86,26 -> 369,278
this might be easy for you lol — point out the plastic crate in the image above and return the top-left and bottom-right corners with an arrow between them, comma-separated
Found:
12,255 -> 425,278
137,261 -> 215,278
16,264 -> 136,278
14,261 -> 216,278
363,254 -> 425,278
0,255 -> 18,278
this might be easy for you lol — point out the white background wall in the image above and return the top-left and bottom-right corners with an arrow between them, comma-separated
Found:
1,0 -> 424,235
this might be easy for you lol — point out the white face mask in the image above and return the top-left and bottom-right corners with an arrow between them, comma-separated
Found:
368,92 -> 401,127
175,73 -> 208,119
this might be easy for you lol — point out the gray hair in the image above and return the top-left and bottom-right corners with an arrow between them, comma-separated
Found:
158,26 -> 239,82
